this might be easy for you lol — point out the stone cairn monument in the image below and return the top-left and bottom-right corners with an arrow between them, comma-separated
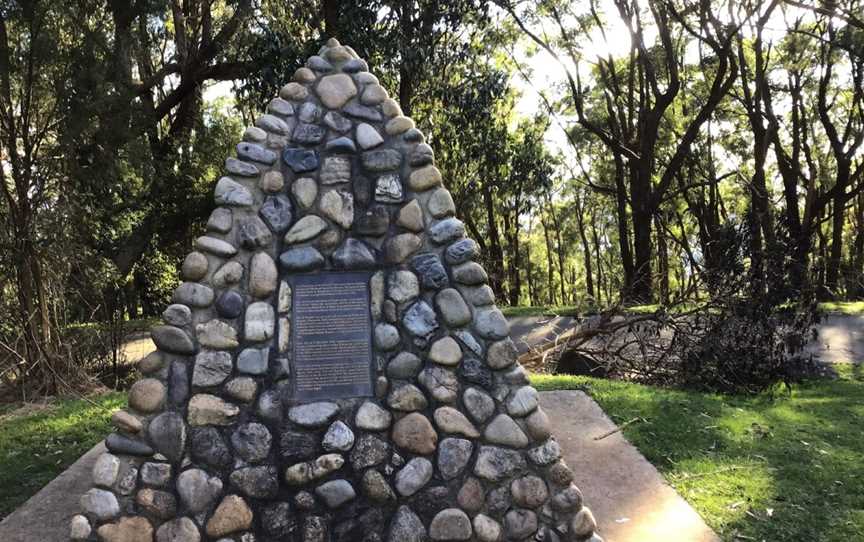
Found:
70,39 -> 601,542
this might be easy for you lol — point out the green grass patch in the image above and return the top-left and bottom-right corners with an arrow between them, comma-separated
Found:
0,392 -> 124,520
532,368 -> 864,541
500,305 -> 584,317
819,301 -> 864,315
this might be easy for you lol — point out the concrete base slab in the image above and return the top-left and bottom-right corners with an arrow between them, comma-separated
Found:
541,390 -> 719,542
0,392 -> 719,542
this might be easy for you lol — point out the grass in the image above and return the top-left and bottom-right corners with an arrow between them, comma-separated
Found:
0,392 -> 124,520
532,366 -> 864,542
819,301 -> 864,315
501,305 -> 584,317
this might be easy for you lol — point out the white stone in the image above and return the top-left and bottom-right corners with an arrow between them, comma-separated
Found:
319,190 -> 354,229
429,337 -> 462,366
92,453 -> 120,488
69,515 -> 91,540
284,215 -> 327,244
245,302 -> 275,342
196,319 -> 239,349
375,174 -> 403,203
388,270 -> 419,304
356,123 -> 384,149
214,177 -> 254,206
278,281 -> 291,313
316,73 -> 357,109
355,402 -> 392,431
249,252 -> 277,298
292,177 -> 318,208
195,236 -> 236,257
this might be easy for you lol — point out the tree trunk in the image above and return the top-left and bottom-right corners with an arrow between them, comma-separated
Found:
481,183 -> 505,298
541,216 -> 556,306
824,163 -> 850,298
322,0 -> 339,36
852,193 -> 864,298
655,214 -> 669,306
575,195 -> 595,302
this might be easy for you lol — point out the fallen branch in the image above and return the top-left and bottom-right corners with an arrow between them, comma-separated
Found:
593,417 -> 643,440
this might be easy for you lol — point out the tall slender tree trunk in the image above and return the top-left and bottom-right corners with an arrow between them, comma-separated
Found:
852,193 -> 864,298
541,216 -> 556,306
824,163 -> 850,298
575,195 -> 595,302
655,214 -> 669,305
481,184 -> 505,297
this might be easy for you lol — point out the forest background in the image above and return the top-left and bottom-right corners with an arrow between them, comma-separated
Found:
1,0 -> 862,398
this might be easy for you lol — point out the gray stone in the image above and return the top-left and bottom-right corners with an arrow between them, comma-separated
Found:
278,429 -> 319,463
80,488 -> 120,521
260,194 -> 294,233
268,97 -> 294,116
163,303 -> 192,326
182,252 -> 208,280
551,484 -> 583,513
445,239 -> 479,265
474,308 -> 509,339
411,253 -> 448,290
435,288 -> 471,327
362,469 -> 395,502
429,336 -> 462,366
437,438 -> 473,480
261,502 -> 295,537
244,301 -> 275,342
434,406 -> 479,438
231,423 -> 272,463
148,412 -> 186,462
355,205 -> 389,236
237,347 -> 269,375
375,174 -> 403,202
472,514 -> 501,542
111,409 -> 143,433
285,215 -> 328,243
317,73 -> 357,108
188,393 -> 239,426
388,270 -> 419,304
484,414 -> 529,448
457,477 -> 485,513
362,84 -> 389,105
388,506 -> 427,542
212,261 -> 243,288
129,378 -> 165,413
248,253 -> 277,299
392,412 -> 437,455
505,509 -> 538,539
386,352 -> 422,379
429,217 -> 465,244
356,401 -> 392,431
386,233 -> 423,263
283,148 -> 319,172
136,488 -> 178,519
326,136 -> 357,154
194,319 -> 237,350
344,102 -> 382,121
319,189 -> 354,228
350,434 -> 390,469
487,338 -> 518,369
167,359 -> 189,406
507,386 -> 539,417
195,236 -> 237,257
418,366 -> 459,403
105,433 -> 154,456
315,479 -> 356,508
238,216 -> 273,249
141,462 -> 172,487
230,466 -> 279,498
156,517 -> 200,542
193,350 -> 233,387
215,177 -> 254,206
527,439 -> 561,465
502,364 -> 530,386
293,122 -> 326,144
332,238 -> 375,269
288,401 -> 339,428
256,113 -> 290,134
510,475 -> 548,509
324,111 -> 352,132
92,453 -> 120,488
452,262 -> 487,286
173,282 -> 215,308
207,208 -> 233,233
429,509 -> 472,541
176,468 -> 223,513
387,383 -> 428,411
464,387 -> 495,424
298,102 -> 322,123
260,169 -> 285,192
362,149 -> 402,172
244,125 -> 268,142
323,420 -> 355,452
474,446 -> 526,482
410,143 -> 434,166
569,508 -> 597,539
460,284 -> 496,306
320,156 -> 351,184
404,128 -> 424,142
403,301 -> 438,338
455,330 -> 483,356
394,457 -> 433,497
258,389 -> 283,424
225,377 -> 257,403
70,515 -> 91,540
426,188 -> 455,218
280,246 -> 325,271
374,323 -> 400,350
459,357 -> 493,389
215,290 -> 243,318
237,142 -> 277,164
408,165 -> 441,191
343,58 -> 367,72
357,123 -> 384,149
396,200 -> 424,232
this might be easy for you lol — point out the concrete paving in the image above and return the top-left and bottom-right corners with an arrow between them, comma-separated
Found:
0,391 -> 718,542
508,315 -> 576,354
805,314 -> 864,364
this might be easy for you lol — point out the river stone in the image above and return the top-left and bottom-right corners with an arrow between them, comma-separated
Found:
320,189 -> 354,228
230,466 -> 279,499
426,188 -> 455,218
434,407 -> 479,438
353,123 -> 381,150
355,205 -> 389,236
456,477 -> 484,513
285,215 -> 327,244
387,352 -> 422,379
356,401 -> 392,431
195,236 -> 237,259
279,429 -> 318,463
333,238 -> 376,268
280,246 -> 325,272
323,110 -> 351,132
244,301 -> 275,342
188,394 -> 239,426
215,290 -> 243,318
418,366 -> 459,403
80,488 -> 120,521
433,289 -> 470,327
411,253 -> 448,289
459,285 -> 496,308
289,401 -> 339,427
522,407 -> 552,442
429,218 -> 465,244
193,350 -> 232,387
206,495 -> 253,537
197,319 -> 239,349
403,300 -> 438,338
283,148 -> 319,172
167,362 -> 189,407
375,174 -> 403,203
463,387 -> 495,423
321,156 -> 351,184
408,165 -> 442,191
173,282 -> 215,308
212,261 -> 243,288
140,462 -> 172,487
237,141 -> 277,164
474,307 -> 509,339
437,438 -> 473,480
474,446 -> 526,482
394,457 -> 433,496
281,81 -> 308,100
317,73 -> 357,108
92,453 -> 120,488
396,200 -> 424,232
256,113 -> 290,135
261,502 -> 295,538
323,420 -> 355,452
136,488 -> 177,519
315,479 -> 356,508
325,136 -> 356,154
444,240 -> 478,266
128,378 -> 165,413
105,434 -> 154,456
385,233 -> 423,263
267,95 -> 294,115
429,337 -> 462,366
385,115 -> 414,135
387,383 -> 428,411
176,469 -> 223,513
181,252 -> 208,281
248,252 -> 277,298
111,410 -> 143,433
70,515 -> 91,540
156,517 -> 200,542
225,377 -> 257,403
148,412 -> 186,462
344,102 -> 382,121
237,347 -> 269,375
408,144 -> 433,168
97,517 -> 154,542
350,434 -> 390,469
458,357 -> 492,389
507,386 -> 539,417
570,508 -> 597,538
362,84 -> 388,105
374,323 -> 400,350
360,469 -> 395,502
231,423 -> 272,463
429,509 -> 472,541
260,194 -> 293,233
527,439 -> 561,465
510,475 -> 549,509
285,454 -> 345,485
292,122 -> 326,144
484,414 -> 529,448
487,338 -> 518,369
214,177 -> 254,206
162,304 -> 191,327
238,216 -> 273,249
362,149 -> 402,172
388,506 -> 427,542
387,270 -> 419,304
392,412 -> 437,455
455,331 -> 483,357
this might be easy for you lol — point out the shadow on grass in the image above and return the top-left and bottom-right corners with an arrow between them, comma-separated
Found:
532,368 -> 864,542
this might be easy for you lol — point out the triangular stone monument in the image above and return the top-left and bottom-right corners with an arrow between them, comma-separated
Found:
70,39 -> 601,542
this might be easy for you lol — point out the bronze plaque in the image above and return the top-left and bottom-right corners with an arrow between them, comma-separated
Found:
290,272 -> 374,401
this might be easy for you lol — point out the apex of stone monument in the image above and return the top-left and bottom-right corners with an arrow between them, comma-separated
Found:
71,40 -> 602,542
